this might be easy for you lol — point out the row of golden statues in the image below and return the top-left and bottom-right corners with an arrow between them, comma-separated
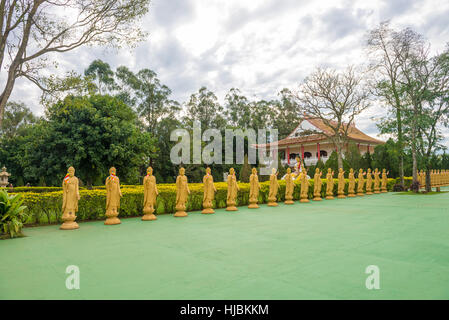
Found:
417,169 -> 449,188
59,166 -> 390,230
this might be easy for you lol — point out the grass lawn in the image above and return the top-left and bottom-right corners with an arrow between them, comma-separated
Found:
1,190 -> 449,300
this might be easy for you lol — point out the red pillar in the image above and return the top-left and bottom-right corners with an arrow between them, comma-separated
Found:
367,144 -> 370,153
287,147 -> 290,164
317,143 -> 320,161
357,143 -> 360,151
301,145 -> 304,160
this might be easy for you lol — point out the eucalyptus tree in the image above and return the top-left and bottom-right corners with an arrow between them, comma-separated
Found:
366,21 -> 420,187
397,39 -> 449,191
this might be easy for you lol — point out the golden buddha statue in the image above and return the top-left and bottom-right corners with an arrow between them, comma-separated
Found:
347,168 -> 356,197
357,169 -> 366,196
300,168 -> 309,203
337,168 -> 346,198
366,168 -> 373,195
226,168 -> 239,211
267,168 -> 279,206
249,168 -> 261,208
142,166 -> 158,221
313,168 -> 322,201
60,166 -> 80,230
202,167 -> 216,214
284,167 -> 295,204
381,168 -> 389,193
175,167 -> 190,217
373,168 -> 381,194
325,168 -> 334,200
105,167 -> 122,225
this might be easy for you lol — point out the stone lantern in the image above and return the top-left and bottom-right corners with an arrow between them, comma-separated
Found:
0,167 -> 11,188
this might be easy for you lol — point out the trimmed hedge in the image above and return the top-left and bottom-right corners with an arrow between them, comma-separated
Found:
20,178 -> 396,225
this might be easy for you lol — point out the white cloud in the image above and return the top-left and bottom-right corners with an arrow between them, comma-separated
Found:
7,0 -> 449,146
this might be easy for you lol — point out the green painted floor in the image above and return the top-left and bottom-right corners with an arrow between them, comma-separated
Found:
1,191 -> 449,300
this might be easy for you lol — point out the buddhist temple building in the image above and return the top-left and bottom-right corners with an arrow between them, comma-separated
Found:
254,116 -> 384,167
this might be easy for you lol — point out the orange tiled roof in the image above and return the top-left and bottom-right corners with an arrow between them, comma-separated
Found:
253,116 -> 384,148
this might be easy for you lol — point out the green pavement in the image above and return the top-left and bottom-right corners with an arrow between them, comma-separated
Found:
1,190 -> 449,300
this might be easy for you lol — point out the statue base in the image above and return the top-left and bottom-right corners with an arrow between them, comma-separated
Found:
374,191 -> 380,194
366,192 -> 373,195
60,221 -> 79,230
174,211 -> 188,217
347,193 -> 356,197
267,202 -> 278,206
357,192 -> 365,196
381,189 -> 387,193
226,206 -> 238,211
337,194 -> 346,199
248,203 -> 259,209
142,213 -> 157,221
300,198 -> 309,203
201,208 -> 215,214
325,195 -> 334,200
284,200 -> 294,205
313,197 -> 322,201
60,212 -> 79,230
104,217 -> 121,225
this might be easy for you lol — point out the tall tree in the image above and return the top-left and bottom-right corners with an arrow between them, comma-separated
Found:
84,60 -> 116,95
366,21 -> 419,187
295,66 -> 370,169
397,40 -> 449,191
0,0 -> 151,128
272,88 -> 301,139
224,88 -> 251,128
115,66 -> 180,135
0,101 -> 36,138
184,87 -> 225,129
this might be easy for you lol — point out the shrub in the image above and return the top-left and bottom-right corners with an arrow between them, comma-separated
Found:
19,178 -> 397,226
0,190 -> 28,239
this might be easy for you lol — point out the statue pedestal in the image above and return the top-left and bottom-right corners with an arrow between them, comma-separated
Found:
105,209 -> 121,225
357,192 -> 365,196
348,193 -> 356,197
337,193 -> 346,199
248,201 -> 259,208
60,211 -> 79,230
300,196 -> 309,203
226,200 -> 238,211
313,193 -> 322,201
366,191 -> 373,195
202,207 -> 215,214
267,197 -> 278,206
381,188 -> 387,193
174,211 -> 188,217
174,205 -> 188,217
142,207 -> 157,221
284,197 -> 294,205
325,195 -> 334,200
374,188 -> 380,194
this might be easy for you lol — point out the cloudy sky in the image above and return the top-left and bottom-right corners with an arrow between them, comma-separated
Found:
9,0 -> 449,142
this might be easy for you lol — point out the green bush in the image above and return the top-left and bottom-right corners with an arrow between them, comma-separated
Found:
19,178 -> 397,226
0,190 -> 28,239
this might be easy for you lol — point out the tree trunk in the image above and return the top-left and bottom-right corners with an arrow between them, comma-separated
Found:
337,147 -> 343,169
412,142 -> 418,191
425,167 -> 431,193
396,107 -> 405,187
